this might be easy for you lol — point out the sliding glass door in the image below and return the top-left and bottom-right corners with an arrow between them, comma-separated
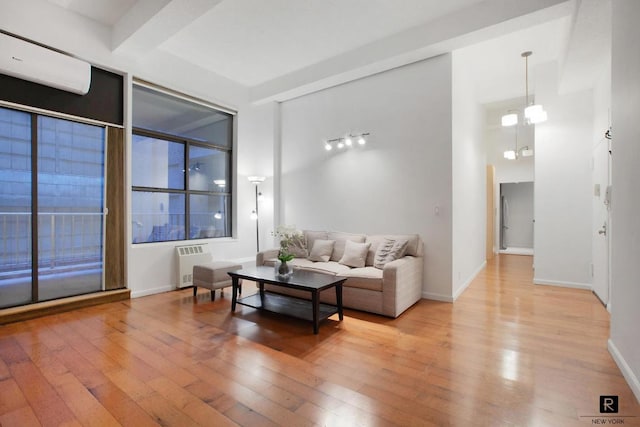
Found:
0,108 -> 32,307
0,107 -> 106,308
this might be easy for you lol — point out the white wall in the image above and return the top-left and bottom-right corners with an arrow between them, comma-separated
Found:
534,63 -> 593,289
237,102 -> 278,253
609,0 -> 640,404
279,55 -> 454,300
0,0 -> 276,297
451,51 -> 487,299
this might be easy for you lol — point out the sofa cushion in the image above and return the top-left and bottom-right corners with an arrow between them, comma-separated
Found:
288,233 -> 309,258
339,267 -> 383,291
298,261 -> 352,276
365,234 -> 421,266
289,258 -> 316,269
339,240 -> 371,268
308,239 -> 335,262
374,238 -> 409,269
304,230 -> 328,254
328,231 -> 367,262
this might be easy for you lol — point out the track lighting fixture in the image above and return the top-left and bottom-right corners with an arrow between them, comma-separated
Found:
323,132 -> 370,151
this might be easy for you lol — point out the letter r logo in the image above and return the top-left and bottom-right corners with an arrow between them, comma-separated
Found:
600,395 -> 619,413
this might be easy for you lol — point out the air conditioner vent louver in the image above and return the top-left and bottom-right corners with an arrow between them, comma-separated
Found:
175,244 -> 210,288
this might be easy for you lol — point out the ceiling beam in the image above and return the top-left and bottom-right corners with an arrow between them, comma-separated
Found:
112,0 -> 223,58
250,0 -> 573,105
558,0 -> 611,95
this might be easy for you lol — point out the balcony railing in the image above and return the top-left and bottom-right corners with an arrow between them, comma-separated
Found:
0,212 -> 103,277
132,212 -> 229,243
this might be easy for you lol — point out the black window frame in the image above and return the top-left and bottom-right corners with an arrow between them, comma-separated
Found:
131,115 -> 234,244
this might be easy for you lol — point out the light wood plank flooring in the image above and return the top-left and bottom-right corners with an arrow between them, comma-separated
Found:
1,254 -> 638,426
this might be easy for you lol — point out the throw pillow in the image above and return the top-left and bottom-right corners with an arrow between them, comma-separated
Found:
339,240 -> 371,268
308,239 -> 335,262
373,238 -> 409,269
288,234 -> 308,258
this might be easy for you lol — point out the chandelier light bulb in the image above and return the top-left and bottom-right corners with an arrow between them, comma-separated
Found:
345,136 -> 353,146
250,210 -> 258,220
324,141 -> 332,151
214,211 -> 222,219
358,135 -> 366,145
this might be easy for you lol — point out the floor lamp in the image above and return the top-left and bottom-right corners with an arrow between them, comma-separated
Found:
248,176 -> 265,252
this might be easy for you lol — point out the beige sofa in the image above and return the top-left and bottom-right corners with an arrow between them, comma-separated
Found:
256,230 -> 424,318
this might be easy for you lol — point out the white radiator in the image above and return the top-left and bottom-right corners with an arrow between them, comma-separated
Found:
175,243 -> 211,288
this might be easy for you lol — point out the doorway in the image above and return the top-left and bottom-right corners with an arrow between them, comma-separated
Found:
592,138 -> 610,306
499,181 -> 534,255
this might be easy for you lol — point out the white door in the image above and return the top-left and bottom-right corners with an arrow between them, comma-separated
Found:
592,139 -> 610,306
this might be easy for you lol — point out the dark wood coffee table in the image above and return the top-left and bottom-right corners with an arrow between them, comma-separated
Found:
228,266 -> 345,334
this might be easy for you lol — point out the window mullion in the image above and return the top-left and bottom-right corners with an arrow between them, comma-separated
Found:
30,113 -> 39,303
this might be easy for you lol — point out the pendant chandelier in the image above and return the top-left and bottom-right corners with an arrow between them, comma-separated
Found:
503,124 -> 534,160
501,51 -> 548,128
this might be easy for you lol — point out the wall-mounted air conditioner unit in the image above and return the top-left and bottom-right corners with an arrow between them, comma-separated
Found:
0,33 -> 91,95
175,243 -> 211,288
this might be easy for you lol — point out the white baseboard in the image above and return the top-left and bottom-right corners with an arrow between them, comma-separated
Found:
422,292 -> 453,303
453,261 -> 486,301
533,278 -> 592,290
499,247 -> 534,255
608,339 -> 640,404
131,285 -> 174,298
422,261 -> 487,303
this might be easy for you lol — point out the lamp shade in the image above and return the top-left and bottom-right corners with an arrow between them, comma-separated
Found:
503,150 -> 516,160
248,176 -> 265,184
501,113 -> 518,127
525,104 -> 547,124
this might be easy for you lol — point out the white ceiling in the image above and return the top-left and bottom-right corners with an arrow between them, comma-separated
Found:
40,0 -> 610,105
159,0 -> 487,86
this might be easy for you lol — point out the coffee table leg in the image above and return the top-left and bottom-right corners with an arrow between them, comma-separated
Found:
336,283 -> 344,321
259,281 -> 265,306
231,276 -> 239,312
312,291 -> 320,334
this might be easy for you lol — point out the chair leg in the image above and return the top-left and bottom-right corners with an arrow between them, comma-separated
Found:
211,290 -> 216,301
193,286 -> 197,297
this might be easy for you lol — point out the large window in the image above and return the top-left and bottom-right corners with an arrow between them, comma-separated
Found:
131,84 -> 233,243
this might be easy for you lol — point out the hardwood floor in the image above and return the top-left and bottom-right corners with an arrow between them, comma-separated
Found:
1,254 -> 638,426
